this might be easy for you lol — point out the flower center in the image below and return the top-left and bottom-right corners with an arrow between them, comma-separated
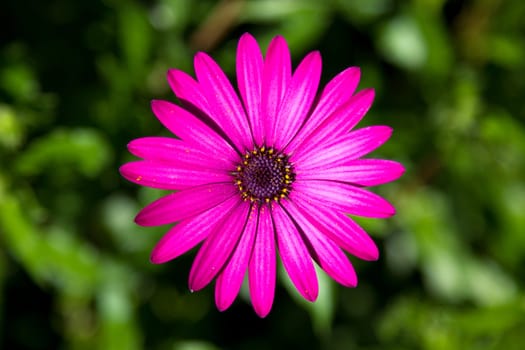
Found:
234,146 -> 295,203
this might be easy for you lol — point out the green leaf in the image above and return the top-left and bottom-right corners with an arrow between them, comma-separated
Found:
15,128 -> 112,179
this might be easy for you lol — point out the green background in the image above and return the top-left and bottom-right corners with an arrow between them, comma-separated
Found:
1,0 -> 525,349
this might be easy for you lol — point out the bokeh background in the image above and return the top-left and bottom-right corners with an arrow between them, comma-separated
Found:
1,0 -> 525,349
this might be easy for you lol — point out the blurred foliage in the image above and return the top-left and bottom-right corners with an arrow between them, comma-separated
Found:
1,0 -> 525,349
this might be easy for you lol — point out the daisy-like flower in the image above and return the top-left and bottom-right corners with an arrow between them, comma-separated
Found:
120,33 -> 404,317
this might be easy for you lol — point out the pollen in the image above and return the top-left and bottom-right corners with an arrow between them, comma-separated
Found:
233,146 -> 295,205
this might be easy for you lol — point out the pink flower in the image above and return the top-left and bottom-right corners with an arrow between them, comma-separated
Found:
120,33 -> 404,317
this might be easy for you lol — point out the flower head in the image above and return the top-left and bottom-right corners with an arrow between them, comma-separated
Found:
120,33 -> 404,317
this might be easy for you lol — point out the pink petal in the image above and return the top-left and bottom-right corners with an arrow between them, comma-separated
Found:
261,36 -> 291,147
285,67 -> 361,153
291,195 -> 379,260
150,99 -> 235,157
293,126 -> 393,170
272,204 -> 318,302
236,33 -> 264,146
326,88 -> 376,139
135,183 -> 237,226
215,205 -> 258,311
119,160 -> 231,190
127,137 -> 234,170
282,201 -> 357,287
166,69 -> 212,117
194,52 -> 252,151
150,196 -> 240,264
249,206 -> 276,318
289,89 -> 375,156
273,51 -> 322,150
311,66 -> 361,127
188,202 -> 251,291
297,159 -> 405,186
292,180 -> 395,218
